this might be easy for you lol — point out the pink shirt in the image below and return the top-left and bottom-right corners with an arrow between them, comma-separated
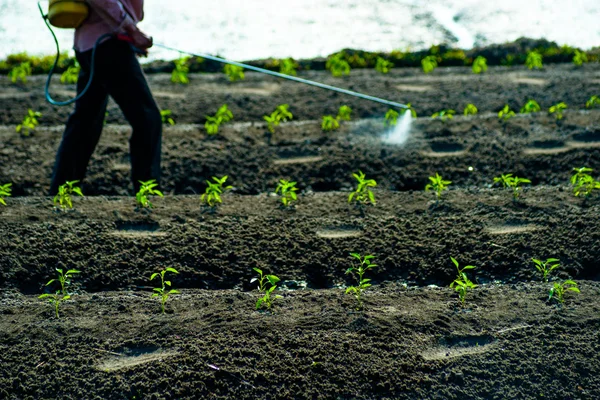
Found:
74,0 -> 144,52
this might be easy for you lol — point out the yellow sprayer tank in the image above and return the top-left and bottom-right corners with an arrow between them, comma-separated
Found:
47,0 -> 89,29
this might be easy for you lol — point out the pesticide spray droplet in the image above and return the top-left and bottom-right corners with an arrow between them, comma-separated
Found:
383,111 -> 412,145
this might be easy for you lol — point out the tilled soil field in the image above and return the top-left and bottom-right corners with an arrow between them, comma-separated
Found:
1,63 -> 600,399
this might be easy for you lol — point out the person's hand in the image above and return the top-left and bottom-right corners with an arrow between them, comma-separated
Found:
129,28 -> 153,51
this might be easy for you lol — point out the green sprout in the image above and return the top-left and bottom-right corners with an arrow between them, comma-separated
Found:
136,179 -> 163,208
400,103 -> 418,118
431,109 -> 456,121
498,104 -> 516,122
493,174 -> 531,201
585,95 -> 600,109
38,268 -> 81,318
150,267 -> 179,314
251,267 -> 281,310
375,57 -> 394,74
326,53 -> 350,77
472,56 -> 488,74
275,179 -> 298,207
224,64 -> 245,82
321,115 -> 340,131
54,180 -> 84,209
204,104 -> 233,135
8,61 -> 31,83
573,50 -> 588,66
421,55 -> 438,74
549,102 -> 567,120
348,170 -> 376,206
0,183 -> 12,206
16,109 -> 42,136
425,173 -> 451,200
532,258 -> 560,283
277,58 -> 298,76
201,176 -> 232,208
463,103 -> 478,116
520,99 -> 541,114
525,51 -> 543,70
384,109 -> 399,126
345,253 -> 377,310
571,167 -> 600,197
60,61 -> 80,84
449,257 -> 477,307
337,105 -> 352,121
263,104 -> 293,134
160,110 -> 175,126
171,56 -> 190,84
548,280 -> 580,304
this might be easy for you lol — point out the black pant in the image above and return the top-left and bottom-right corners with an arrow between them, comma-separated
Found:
50,38 -> 162,195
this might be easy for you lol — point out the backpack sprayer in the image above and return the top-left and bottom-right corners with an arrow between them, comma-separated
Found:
39,1 -> 409,110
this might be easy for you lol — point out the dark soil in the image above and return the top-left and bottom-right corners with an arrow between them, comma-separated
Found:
1,63 -> 600,400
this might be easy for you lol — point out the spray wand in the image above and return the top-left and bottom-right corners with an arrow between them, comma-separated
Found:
39,1 -> 408,111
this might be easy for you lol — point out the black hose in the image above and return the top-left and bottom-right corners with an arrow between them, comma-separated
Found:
38,1 -> 112,106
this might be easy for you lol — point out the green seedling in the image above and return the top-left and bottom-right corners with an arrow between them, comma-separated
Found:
160,110 -> 175,126
337,105 -> 352,121
348,170 -> 376,206
498,104 -> 516,122
431,109 -> 456,121
345,253 -> 377,310
449,257 -> 476,307
326,54 -> 350,77
275,179 -> 298,207
60,61 -> 80,84
224,64 -> 245,82
201,175 -> 232,207
493,174 -> 531,201
136,179 -> 163,208
400,103 -> 418,118
8,61 -> 31,83
520,99 -> 541,114
425,173 -> 451,200
548,280 -> 580,304
251,267 -> 281,310
204,104 -> 233,135
526,51 -> 543,70
263,104 -> 293,134
532,258 -> 560,283
463,103 -> 478,116
549,102 -> 567,120
54,180 -> 83,209
384,109 -> 399,126
171,56 -> 190,84
150,267 -> 179,314
573,50 -> 588,66
16,109 -> 42,136
585,95 -> 600,109
472,56 -> 488,74
375,57 -> 394,74
571,167 -> 600,197
421,55 -> 438,74
321,115 -> 340,131
0,183 -> 12,206
277,58 -> 298,76
38,268 -> 80,318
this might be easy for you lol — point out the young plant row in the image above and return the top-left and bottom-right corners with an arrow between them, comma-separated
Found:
38,252 -> 580,318
12,93 -> 600,138
1,165 -> 598,212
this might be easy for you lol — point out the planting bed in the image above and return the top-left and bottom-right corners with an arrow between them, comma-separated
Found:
1,63 -> 600,399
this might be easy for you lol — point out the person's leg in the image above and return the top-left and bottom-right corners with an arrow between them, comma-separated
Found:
105,41 -> 162,193
50,49 -> 109,194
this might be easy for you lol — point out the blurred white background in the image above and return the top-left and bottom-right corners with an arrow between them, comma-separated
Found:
1,0 -> 598,60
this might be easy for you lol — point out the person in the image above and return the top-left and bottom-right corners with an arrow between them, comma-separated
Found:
50,0 -> 161,195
